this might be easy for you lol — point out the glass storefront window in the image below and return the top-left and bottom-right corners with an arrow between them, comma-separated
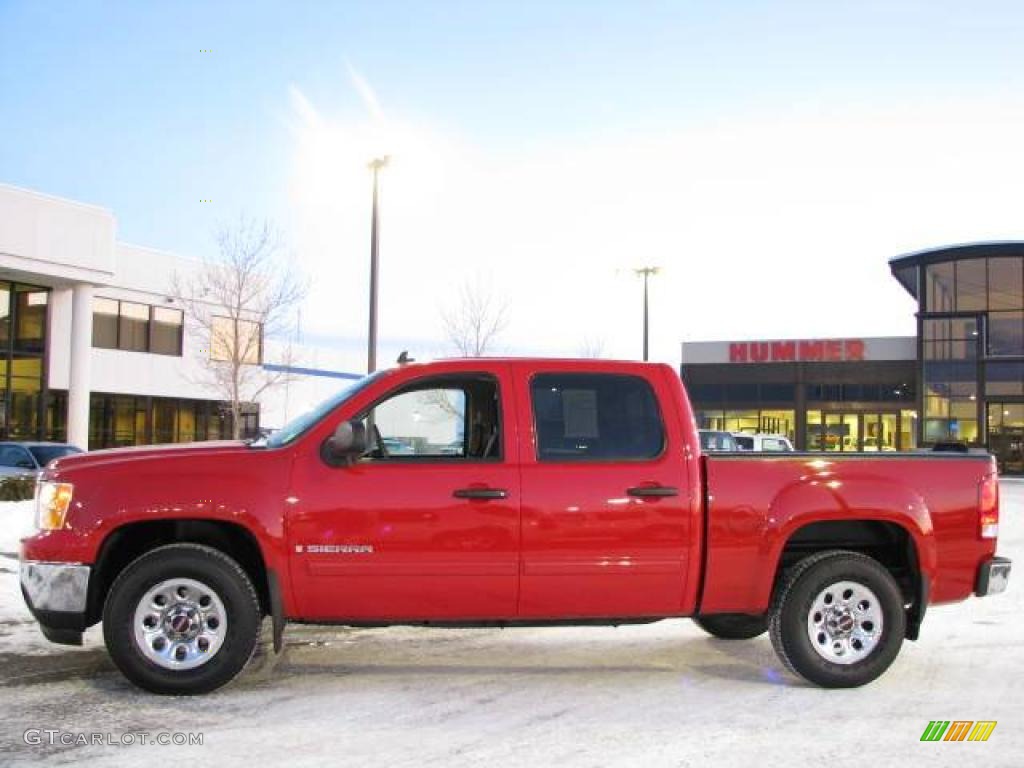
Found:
988,403 -> 1023,474
759,410 -> 795,440
988,257 -> 1024,310
899,410 -> 917,450
178,402 -> 197,442
923,361 -> 977,400
13,287 -> 47,354
986,362 -> 1024,397
152,399 -> 178,443
151,307 -> 183,355
0,285 -> 8,347
988,311 -> 1024,356
211,317 -> 262,364
696,410 -> 725,431
119,302 -> 149,352
926,262 -> 955,312
92,297 -> 119,348
955,259 -> 988,312
0,282 -> 48,441
723,410 -> 759,434
806,410 -> 823,450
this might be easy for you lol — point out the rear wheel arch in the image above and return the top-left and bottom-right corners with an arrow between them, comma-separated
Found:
770,518 -> 927,639
88,519 -> 271,625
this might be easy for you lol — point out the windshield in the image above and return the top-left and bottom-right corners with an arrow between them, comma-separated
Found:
262,371 -> 385,449
28,445 -> 82,465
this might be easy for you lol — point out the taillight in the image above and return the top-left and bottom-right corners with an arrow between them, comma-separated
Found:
978,473 -> 999,539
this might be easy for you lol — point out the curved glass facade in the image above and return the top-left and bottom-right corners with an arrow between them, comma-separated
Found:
892,245 -> 1024,473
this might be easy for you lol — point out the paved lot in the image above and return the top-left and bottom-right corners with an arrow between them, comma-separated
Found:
1,482 -> 1021,767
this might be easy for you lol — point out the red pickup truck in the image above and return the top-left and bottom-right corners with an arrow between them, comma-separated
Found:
21,359 -> 1010,694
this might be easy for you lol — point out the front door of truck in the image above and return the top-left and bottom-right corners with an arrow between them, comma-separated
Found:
287,368 -> 520,620
513,363 -> 692,617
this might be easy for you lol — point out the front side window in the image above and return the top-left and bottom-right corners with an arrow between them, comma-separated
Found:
360,376 -> 502,461
532,373 -> 664,461
371,388 -> 467,458
92,297 -> 119,349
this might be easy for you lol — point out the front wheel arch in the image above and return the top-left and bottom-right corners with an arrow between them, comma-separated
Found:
87,518 -> 271,625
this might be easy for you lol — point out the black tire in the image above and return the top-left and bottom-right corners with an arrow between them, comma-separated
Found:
769,550 -> 906,688
102,543 -> 261,695
694,613 -> 769,640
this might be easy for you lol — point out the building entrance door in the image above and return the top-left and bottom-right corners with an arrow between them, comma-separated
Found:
817,411 -> 899,452
861,412 -> 899,451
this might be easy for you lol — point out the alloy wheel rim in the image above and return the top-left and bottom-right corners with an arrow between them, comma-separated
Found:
805,580 -> 883,665
133,577 -> 227,670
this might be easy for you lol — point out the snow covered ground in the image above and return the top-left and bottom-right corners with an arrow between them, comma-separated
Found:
1,482 -> 1021,767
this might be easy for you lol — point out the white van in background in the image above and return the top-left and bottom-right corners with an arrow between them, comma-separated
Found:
732,433 -> 794,452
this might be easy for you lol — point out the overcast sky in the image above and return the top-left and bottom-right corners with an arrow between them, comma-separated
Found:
3,1 -> 1024,372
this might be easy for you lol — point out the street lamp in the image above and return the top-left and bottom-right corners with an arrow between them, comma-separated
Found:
634,266 -> 660,361
367,155 -> 390,373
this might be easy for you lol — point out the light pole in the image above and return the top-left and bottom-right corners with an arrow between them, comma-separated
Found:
367,155 -> 390,373
634,266 -> 660,361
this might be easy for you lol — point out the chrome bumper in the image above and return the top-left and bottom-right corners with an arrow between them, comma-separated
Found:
976,556 -> 1011,597
20,561 -> 90,613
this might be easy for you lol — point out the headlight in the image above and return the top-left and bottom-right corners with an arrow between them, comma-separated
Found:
36,481 -> 74,530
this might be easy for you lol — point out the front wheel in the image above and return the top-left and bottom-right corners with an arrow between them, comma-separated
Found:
694,613 -> 768,640
769,550 -> 906,688
103,543 -> 261,695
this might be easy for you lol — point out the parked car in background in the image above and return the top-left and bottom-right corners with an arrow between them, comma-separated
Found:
0,442 -> 82,478
698,429 -> 738,452
732,433 -> 794,452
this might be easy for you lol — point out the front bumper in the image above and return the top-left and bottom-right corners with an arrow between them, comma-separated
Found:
19,561 -> 91,645
976,556 -> 1011,597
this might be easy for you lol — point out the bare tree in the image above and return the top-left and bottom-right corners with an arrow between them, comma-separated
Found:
173,217 -> 308,439
441,278 -> 508,357
578,336 -> 606,358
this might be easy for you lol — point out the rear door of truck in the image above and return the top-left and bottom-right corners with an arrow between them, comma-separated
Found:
511,360 -> 695,617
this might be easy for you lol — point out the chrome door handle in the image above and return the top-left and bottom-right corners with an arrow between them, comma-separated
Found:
626,485 -> 679,498
453,488 -> 508,500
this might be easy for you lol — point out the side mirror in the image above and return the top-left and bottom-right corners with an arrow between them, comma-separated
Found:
320,420 -> 368,467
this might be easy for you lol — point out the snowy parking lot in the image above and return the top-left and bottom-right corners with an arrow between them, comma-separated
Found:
1,481 -> 1021,767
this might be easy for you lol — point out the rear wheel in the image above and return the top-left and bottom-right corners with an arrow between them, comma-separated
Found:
103,543 -> 261,695
769,550 -> 905,688
694,613 -> 768,640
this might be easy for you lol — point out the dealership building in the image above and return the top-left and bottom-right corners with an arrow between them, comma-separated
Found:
682,242 -> 1024,473
0,182 -> 360,452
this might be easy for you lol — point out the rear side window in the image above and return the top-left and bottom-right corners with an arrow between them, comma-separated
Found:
531,373 -> 664,461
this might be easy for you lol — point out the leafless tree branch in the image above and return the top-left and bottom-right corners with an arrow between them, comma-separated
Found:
440,279 -> 509,357
172,215 -> 309,439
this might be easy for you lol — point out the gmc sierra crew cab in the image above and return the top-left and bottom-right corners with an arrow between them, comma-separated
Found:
20,359 -> 1011,694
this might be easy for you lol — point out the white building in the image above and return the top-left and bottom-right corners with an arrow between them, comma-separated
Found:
0,182 -> 360,450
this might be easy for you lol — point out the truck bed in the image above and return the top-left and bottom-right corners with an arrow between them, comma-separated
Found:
699,452 -> 997,615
